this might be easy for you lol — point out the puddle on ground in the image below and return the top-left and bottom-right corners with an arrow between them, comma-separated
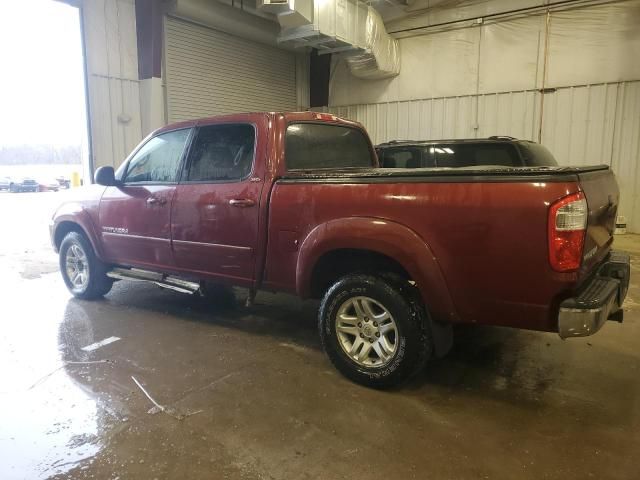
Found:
0,273 -> 102,479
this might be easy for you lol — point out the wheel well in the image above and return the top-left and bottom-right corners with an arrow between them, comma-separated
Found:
309,249 -> 411,299
54,221 -> 85,250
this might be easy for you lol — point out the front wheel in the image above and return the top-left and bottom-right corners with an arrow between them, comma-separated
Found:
59,231 -> 113,299
319,274 -> 432,388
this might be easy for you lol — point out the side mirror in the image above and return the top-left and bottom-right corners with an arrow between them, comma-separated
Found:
94,166 -> 117,186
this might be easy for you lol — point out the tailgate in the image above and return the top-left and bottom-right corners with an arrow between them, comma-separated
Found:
578,168 -> 619,276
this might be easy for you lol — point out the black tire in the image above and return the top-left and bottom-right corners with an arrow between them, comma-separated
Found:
59,231 -> 113,300
319,274 -> 432,389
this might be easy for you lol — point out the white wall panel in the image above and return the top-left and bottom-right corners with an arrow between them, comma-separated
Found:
610,82 -> 640,234
478,15 -> 544,93
328,90 -> 537,144
541,83 -> 622,166
329,26 -> 481,105
82,0 -> 142,172
546,2 -> 640,87
477,90 -> 540,140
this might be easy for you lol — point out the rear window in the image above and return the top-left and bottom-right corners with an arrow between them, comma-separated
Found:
430,143 -> 521,168
285,123 -> 373,170
517,142 -> 559,166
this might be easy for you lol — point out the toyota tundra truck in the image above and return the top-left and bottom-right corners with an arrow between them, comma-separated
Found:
50,112 -> 630,388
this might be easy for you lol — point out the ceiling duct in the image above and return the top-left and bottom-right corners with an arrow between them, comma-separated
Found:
345,6 -> 400,80
259,0 -> 400,79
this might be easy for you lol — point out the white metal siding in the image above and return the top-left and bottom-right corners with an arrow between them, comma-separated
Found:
165,17 -> 297,123
82,0 -> 142,173
324,80 -> 640,232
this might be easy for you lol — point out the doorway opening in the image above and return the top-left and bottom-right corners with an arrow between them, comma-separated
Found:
0,0 -> 90,193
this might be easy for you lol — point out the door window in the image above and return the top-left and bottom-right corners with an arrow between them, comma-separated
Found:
185,124 -> 255,182
123,129 -> 191,184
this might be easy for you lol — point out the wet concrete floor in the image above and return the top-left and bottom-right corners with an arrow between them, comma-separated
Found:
1,192 -> 639,479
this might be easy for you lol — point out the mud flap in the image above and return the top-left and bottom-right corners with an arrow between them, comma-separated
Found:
431,320 -> 453,358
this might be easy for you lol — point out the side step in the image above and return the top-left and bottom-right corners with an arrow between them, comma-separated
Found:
107,267 -> 200,295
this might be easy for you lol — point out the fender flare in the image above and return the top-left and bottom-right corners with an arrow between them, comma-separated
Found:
52,204 -> 105,260
296,217 -> 458,322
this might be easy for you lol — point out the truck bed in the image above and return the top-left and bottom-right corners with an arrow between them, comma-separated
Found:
268,164 -> 617,333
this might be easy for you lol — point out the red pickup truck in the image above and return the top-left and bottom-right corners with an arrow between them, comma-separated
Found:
51,112 -> 630,388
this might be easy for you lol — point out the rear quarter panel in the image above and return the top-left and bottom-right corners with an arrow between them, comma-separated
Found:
267,178 -> 582,332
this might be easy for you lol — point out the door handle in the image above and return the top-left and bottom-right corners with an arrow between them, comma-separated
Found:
229,198 -> 255,208
146,196 -> 166,206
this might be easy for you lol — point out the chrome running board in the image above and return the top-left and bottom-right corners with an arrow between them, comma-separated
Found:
107,267 -> 200,295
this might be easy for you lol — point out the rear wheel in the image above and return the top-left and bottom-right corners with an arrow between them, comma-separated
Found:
319,274 -> 432,388
59,231 -> 113,299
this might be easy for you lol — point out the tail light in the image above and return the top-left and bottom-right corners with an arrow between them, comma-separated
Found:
548,192 -> 587,272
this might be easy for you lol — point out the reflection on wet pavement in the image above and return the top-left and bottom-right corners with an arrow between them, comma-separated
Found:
1,274 -> 100,478
1,192 -> 640,479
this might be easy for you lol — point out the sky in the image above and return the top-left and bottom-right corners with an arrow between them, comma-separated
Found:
0,0 -> 86,147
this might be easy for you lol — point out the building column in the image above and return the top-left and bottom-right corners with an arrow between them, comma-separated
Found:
135,0 -> 165,136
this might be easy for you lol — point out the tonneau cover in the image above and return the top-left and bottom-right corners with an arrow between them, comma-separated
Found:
280,165 -> 610,181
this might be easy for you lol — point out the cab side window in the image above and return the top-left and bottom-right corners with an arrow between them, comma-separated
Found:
185,124 -> 255,182
123,129 -> 191,184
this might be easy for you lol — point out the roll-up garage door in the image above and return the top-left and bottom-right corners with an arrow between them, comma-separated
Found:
165,17 -> 297,123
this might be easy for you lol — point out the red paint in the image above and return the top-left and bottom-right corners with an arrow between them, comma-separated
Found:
99,184 -> 176,267
51,112 -> 620,334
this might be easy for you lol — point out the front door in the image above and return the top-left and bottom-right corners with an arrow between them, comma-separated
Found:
171,122 -> 264,285
99,128 -> 192,269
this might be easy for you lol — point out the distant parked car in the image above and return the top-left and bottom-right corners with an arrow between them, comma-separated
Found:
56,177 -> 71,189
38,179 -> 60,192
9,177 -> 39,193
375,136 -> 559,169
0,177 -> 11,191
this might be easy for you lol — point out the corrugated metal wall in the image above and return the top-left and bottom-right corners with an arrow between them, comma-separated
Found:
325,80 -> 640,231
82,0 -> 142,173
164,17 -> 297,123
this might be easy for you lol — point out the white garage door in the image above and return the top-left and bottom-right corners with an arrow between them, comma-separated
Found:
165,17 -> 297,123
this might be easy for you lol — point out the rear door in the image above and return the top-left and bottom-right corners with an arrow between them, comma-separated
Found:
99,128 -> 192,269
170,122 -> 265,285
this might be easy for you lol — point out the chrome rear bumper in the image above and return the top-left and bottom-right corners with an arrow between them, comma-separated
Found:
558,251 -> 630,339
